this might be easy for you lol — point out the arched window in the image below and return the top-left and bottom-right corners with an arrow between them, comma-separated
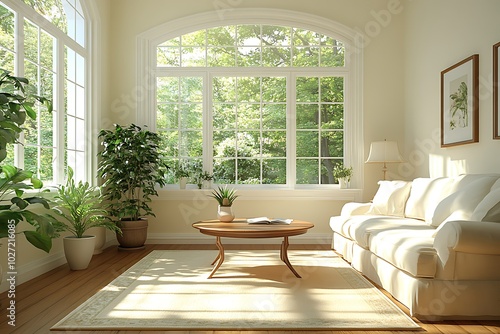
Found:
0,0 -> 88,182
138,9 -> 363,189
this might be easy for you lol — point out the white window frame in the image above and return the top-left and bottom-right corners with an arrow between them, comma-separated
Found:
137,9 -> 364,196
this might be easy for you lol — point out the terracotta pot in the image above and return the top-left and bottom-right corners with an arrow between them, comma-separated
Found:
63,236 -> 96,270
116,219 -> 148,250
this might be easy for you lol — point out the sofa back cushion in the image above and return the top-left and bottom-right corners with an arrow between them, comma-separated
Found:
367,180 -> 412,217
470,182 -> 500,222
429,176 -> 499,227
404,177 -> 454,221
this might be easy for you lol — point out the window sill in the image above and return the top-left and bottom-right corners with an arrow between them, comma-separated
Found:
156,187 -> 363,201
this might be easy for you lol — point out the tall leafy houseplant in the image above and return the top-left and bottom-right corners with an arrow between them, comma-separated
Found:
53,167 -> 120,269
0,69 -> 62,253
97,124 -> 168,249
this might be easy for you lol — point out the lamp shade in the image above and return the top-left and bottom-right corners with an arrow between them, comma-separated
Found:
366,141 -> 404,163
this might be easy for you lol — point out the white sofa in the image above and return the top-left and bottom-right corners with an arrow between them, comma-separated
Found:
330,174 -> 500,320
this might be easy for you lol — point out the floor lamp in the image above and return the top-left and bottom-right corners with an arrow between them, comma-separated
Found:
365,140 -> 404,180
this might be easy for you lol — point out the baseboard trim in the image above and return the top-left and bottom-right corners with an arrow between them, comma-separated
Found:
0,251 -> 65,293
0,239 -> 117,293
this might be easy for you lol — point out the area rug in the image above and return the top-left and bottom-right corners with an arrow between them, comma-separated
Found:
51,250 -> 420,331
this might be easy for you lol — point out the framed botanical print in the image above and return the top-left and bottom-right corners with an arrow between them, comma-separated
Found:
441,54 -> 479,147
494,42 -> 500,139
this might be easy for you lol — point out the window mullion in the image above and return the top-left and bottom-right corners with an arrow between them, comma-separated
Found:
204,72 -> 213,174
54,40 -> 65,184
14,9 -> 24,168
287,73 -> 296,188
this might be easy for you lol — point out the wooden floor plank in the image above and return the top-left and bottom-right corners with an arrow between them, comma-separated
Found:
1,244 -> 499,334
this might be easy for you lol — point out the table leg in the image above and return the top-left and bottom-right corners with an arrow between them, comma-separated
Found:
208,236 -> 224,278
280,236 -> 301,278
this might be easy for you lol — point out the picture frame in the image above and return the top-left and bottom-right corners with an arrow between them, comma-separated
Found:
441,54 -> 479,147
494,42 -> 500,139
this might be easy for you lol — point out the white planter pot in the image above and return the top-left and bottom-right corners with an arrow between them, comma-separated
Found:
88,226 -> 106,254
339,178 -> 350,189
217,205 -> 235,222
179,177 -> 188,189
63,236 -> 96,270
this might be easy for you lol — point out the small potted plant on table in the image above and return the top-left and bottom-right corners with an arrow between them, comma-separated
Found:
209,185 -> 239,222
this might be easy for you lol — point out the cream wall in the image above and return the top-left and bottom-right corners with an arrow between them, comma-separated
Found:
403,0 -> 500,178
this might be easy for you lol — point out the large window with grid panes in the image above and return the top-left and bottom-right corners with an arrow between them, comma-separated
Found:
141,13 -> 362,189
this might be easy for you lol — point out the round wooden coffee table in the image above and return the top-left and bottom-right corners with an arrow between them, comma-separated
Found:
192,219 -> 314,278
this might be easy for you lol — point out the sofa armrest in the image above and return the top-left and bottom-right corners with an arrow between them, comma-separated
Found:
340,202 -> 372,216
434,220 -> 500,255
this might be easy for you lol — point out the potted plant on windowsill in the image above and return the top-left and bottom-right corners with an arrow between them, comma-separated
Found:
209,185 -> 239,222
333,164 -> 353,189
53,167 -> 121,270
173,160 -> 191,189
97,124 -> 169,250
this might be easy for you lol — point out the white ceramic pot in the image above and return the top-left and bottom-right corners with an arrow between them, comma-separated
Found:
63,236 -> 96,270
217,205 -> 235,222
179,177 -> 188,189
339,178 -> 350,189
88,226 -> 106,254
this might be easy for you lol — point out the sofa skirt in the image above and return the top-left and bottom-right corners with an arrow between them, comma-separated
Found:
332,232 -> 500,320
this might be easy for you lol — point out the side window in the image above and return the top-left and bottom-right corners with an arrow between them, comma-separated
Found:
0,0 -> 88,182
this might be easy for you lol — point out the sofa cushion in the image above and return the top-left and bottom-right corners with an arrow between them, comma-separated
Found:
429,176 -> 499,227
470,187 -> 500,222
404,177 -> 454,221
370,229 -> 437,278
330,214 -> 433,249
367,180 -> 412,217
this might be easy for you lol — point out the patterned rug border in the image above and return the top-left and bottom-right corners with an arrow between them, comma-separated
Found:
52,250 -> 420,331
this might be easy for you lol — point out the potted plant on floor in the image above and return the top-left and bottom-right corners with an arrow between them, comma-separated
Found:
333,164 -> 353,189
97,124 -> 169,250
209,185 -> 239,222
53,167 -> 121,270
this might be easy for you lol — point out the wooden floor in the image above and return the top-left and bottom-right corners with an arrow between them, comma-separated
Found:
1,243 -> 499,334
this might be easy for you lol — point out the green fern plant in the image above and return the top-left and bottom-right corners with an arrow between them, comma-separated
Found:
53,167 -> 120,238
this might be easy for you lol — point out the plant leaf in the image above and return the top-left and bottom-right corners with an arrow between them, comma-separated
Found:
23,230 -> 52,253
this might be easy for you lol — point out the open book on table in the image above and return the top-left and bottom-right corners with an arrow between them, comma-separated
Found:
247,217 -> 293,224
